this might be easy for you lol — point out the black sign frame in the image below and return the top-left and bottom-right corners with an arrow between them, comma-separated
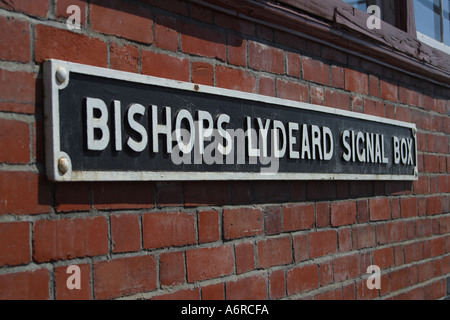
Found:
44,59 -> 418,182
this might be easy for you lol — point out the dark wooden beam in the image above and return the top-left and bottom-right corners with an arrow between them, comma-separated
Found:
276,0 -> 346,21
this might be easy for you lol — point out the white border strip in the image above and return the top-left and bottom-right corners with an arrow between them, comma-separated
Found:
417,32 -> 450,56
44,59 -> 418,182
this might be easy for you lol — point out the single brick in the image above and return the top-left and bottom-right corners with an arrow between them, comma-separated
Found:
94,255 -> 157,300
33,216 -> 108,262
223,207 -> 263,240
142,212 -> 196,249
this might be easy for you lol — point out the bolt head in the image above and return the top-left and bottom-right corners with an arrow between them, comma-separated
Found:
56,67 -> 68,84
58,157 -> 70,175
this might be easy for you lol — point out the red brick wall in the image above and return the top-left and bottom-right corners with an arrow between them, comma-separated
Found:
0,0 -> 449,300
